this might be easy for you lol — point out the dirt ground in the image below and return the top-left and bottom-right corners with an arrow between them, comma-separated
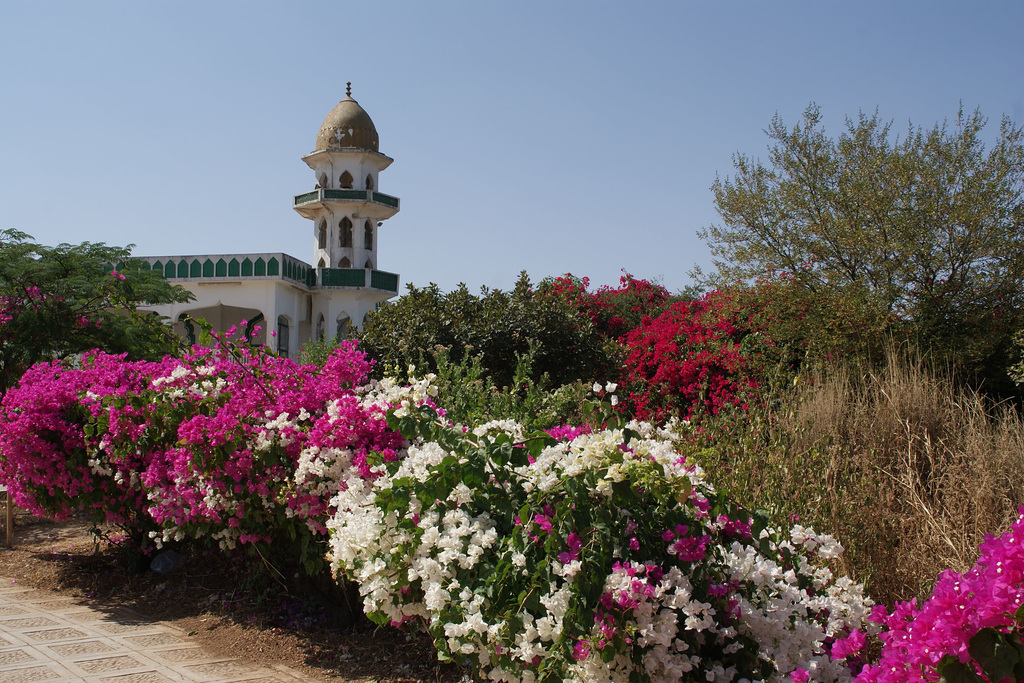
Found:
0,510 -> 470,682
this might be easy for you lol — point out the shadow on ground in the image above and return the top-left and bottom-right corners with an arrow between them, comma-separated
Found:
0,512 -> 468,682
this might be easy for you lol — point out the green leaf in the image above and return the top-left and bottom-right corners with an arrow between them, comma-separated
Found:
968,627 -> 1019,683
937,656 -> 983,683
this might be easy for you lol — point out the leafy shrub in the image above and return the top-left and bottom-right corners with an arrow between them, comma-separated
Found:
0,229 -> 193,395
358,272 -> 611,389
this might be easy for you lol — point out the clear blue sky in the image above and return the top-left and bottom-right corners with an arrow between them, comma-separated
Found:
2,2 -> 1022,295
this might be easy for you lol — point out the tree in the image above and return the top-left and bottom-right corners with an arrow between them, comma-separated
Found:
357,272 -> 611,388
0,230 -> 193,394
700,105 -> 1024,391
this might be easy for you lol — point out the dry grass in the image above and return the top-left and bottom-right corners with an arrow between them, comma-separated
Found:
787,351 -> 1024,604
696,347 -> 1024,606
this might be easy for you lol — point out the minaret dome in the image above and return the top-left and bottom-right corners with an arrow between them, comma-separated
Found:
314,85 -> 379,152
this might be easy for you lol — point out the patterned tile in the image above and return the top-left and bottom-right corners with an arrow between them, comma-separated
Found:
149,646 -> 209,663
95,673 -> 176,683
95,621 -> 154,635
23,627 -> 89,642
47,639 -> 117,656
63,609 -> 107,622
0,665 -> 63,682
26,598 -> 81,611
75,654 -> 145,673
121,632 -> 187,648
0,617 -> 60,630
0,649 -> 37,665
185,659 -> 259,676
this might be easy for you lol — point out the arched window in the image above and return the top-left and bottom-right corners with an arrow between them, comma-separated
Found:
364,220 -> 373,250
316,314 -> 325,341
339,171 -> 353,189
317,173 -> 328,189
336,314 -> 351,339
340,217 -> 353,247
364,258 -> 373,269
340,256 -> 351,268
365,174 -> 374,190
317,221 -> 327,249
317,257 -> 326,268
277,316 -> 290,358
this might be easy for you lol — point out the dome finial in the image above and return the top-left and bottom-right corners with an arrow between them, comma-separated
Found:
346,82 -> 352,98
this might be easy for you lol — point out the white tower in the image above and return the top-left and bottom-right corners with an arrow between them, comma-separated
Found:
293,84 -> 401,336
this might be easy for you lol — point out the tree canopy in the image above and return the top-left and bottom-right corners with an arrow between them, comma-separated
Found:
0,229 -> 193,394
357,272 -> 612,388
700,105 -> 1024,390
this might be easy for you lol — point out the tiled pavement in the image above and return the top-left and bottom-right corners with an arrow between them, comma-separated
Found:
0,578 -> 311,682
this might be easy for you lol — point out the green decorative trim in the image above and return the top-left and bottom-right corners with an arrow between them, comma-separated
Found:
324,189 -> 367,200
228,258 -> 240,277
294,190 -> 319,205
215,259 -> 227,277
267,257 -> 279,276
372,192 -> 400,208
241,258 -> 253,276
177,261 -> 189,278
202,259 -> 214,277
254,258 -> 266,276
370,270 -> 399,292
321,268 -> 366,287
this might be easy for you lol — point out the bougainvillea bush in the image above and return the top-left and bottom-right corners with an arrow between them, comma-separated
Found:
620,291 -> 782,424
0,351 -> 153,528
326,394 -> 877,683
540,272 -> 674,341
852,508 -> 1024,683
0,334 -> 407,572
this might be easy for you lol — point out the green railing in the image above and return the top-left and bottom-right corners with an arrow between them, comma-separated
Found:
324,189 -> 368,200
320,268 -> 366,287
293,188 -> 400,210
372,192 -> 400,208
293,190 -> 319,205
370,270 -> 399,292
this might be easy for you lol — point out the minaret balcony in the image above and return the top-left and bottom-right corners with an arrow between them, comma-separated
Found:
318,267 -> 399,293
293,188 -> 400,220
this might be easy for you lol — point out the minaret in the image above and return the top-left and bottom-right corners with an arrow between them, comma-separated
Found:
293,85 -> 402,336
293,84 -> 400,273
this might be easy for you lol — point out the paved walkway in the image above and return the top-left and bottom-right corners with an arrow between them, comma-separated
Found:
0,578 -> 311,682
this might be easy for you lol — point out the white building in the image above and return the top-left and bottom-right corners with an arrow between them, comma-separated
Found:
137,86 -> 400,358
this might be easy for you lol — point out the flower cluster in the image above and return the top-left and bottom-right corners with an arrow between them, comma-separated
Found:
0,337 -> 406,566
327,405 -> 874,683
542,272 -> 672,341
854,508 -> 1024,683
621,293 -> 766,422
